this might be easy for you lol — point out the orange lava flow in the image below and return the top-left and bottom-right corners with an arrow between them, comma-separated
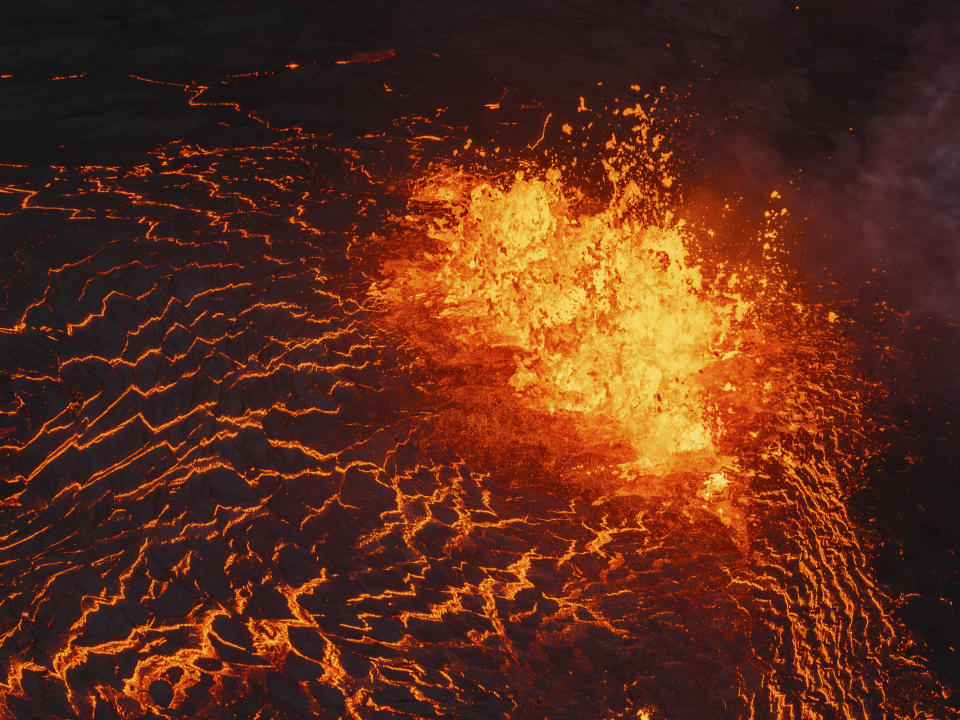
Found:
376,166 -> 754,475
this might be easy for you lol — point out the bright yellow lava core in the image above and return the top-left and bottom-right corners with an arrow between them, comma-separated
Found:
380,166 -> 754,473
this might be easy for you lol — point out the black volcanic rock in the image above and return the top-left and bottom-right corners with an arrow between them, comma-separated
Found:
148,680 -> 173,708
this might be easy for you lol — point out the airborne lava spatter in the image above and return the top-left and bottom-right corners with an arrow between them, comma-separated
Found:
0,90 -> 954,720
375,165 -> 756,475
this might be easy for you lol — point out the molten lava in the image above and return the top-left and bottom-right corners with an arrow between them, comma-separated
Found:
373,146 -> 772,484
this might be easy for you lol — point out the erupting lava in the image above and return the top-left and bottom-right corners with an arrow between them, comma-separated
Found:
372,110 -> 786,488
384,169 -> 749,472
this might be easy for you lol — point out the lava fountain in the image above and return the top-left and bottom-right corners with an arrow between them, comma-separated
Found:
371,102 -> 797,499
377,167 -> 749,472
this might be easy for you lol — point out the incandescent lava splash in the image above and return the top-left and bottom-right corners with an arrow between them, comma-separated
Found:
371,111 -> 784,487
377,168 -> 749,474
